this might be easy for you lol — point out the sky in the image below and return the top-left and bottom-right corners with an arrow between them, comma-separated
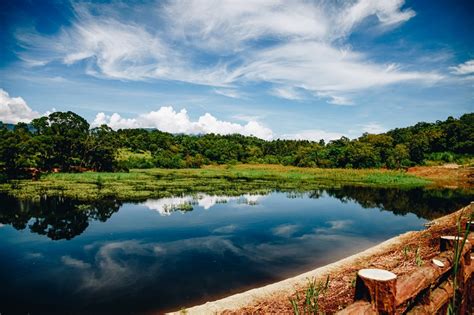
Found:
0,0 -> 473,141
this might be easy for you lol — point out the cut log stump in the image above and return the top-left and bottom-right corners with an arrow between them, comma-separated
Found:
439,236 -> 469,252
355,268 -> 397,314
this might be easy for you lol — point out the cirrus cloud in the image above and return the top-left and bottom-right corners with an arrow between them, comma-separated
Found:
15,0 -> 441,105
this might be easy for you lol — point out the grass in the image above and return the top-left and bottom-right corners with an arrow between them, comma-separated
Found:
447,209 -> 473,315
0,164 -> 431,201
414,246 -> 423,267
289,276 -> 330,315
116,148 -> 153,161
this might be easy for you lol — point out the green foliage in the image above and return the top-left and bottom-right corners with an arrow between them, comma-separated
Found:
414,247 -> 423,266
0,112 -> 119,178
0,165 -> 433,202
0,112 -> 473,178
289,276 -> 330,315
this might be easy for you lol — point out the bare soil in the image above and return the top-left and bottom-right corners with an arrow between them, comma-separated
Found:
407,165 -> 473,188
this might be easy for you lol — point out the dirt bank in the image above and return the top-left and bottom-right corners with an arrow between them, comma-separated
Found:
172,203 -> 472,314
407,165 -> 473,188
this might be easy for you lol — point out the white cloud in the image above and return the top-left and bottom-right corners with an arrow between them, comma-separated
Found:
360,122 -> 386,134
93,106 -> 273,140
239,41 -> 441,100
450,60 -> 474,75
0,88 -> 40,124
316,92 -> 354,106
213,88 -> 244,99
15,0 -> 439,105
270,86 -> 303,100
327,95 -> 354,106
163,0 -> 328,52
93,112 -> 139,129
281,129 -> 346,143
338,0 -> 416,36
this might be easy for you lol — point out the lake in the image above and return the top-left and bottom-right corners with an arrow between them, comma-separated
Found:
0,186 -> 471,314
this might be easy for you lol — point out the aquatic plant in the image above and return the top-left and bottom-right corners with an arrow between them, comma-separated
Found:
0,165 -> 432,202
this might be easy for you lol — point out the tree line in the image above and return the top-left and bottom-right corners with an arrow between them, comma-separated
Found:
0,111 -> 472,179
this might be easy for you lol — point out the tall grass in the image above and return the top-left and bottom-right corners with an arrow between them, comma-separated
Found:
289,276 -> 329,315
447,208 -> 472,315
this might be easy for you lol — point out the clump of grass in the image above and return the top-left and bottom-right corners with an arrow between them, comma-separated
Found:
447,209 -> 473,315
289,276 -> 329,315
96,175 -> 104,190
402,245 -> 410,259
414,247 -> 423,266
350,273 -> 357,288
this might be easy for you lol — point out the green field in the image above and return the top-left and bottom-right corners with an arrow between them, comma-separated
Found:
0,164 -> 431,201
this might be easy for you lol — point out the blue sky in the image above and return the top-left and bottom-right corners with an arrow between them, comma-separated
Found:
0,0 -> 473,141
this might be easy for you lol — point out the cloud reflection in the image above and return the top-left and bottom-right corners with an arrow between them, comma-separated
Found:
272,224 -> 299,237
60,220 -> 375,295
142,193 -> 265,215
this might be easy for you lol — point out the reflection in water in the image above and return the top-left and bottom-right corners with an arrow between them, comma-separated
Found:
0,195 -> 121,240
322,186 -> 472,219
143,193 -> 264,215
0,187 -> 470,240
0,186 -> 472,314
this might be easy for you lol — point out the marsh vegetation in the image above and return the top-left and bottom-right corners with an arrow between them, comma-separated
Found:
0,164 -> 433,201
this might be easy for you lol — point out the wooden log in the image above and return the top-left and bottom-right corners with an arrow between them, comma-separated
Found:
355,268 -> 397,314
464,247 -> 471,266
439,236 -> 470,252
459,262 -> 474,315
406,280 -> 453,314
396,251 -> 453,307
336,301 -> 375,315
467,261 -> 474,315
468,232 -> 474,248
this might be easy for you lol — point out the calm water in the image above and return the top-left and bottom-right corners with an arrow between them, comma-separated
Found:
0,187 -> 471,314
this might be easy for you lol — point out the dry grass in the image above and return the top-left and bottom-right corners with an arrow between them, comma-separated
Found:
407,165 -> 473,188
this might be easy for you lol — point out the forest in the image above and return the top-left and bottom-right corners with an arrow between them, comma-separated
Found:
0,111 -> 472,179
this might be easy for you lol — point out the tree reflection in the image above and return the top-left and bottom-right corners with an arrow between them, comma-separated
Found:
0,186 -> 471,240
0,195 -> 121,240
317,187 -> 472,219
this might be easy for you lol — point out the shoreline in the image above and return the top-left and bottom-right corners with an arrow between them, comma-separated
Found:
172,204 -> 471,314
170,231 -> 417,314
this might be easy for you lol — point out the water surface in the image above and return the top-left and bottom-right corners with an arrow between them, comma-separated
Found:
0,187 -> 471,314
